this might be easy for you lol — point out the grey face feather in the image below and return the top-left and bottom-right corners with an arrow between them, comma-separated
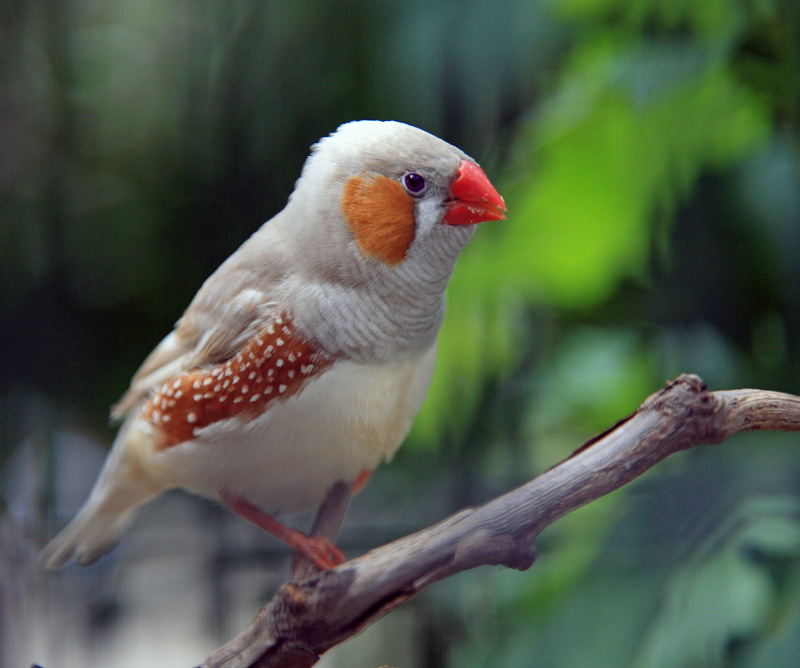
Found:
308,120 -> 472,181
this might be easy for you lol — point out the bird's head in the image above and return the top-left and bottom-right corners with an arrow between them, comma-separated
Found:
286,120 -> 506,280
272,120 -> 506,359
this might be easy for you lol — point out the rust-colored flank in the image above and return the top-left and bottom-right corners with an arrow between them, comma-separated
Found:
142,316 -> 332,449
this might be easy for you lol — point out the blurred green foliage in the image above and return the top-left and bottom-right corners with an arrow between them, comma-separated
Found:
2,0 -> 800,666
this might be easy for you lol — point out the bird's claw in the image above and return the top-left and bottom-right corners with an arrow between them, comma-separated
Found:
292,534 -> 345,571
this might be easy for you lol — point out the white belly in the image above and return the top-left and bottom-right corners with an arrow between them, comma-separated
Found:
149,345 -> 436,514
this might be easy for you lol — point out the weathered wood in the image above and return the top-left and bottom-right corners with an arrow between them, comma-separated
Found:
201,374 -> 800,668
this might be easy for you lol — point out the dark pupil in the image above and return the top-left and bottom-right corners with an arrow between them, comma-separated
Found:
404,173 -> 426,193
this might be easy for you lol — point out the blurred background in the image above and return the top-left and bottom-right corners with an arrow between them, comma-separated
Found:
2,0 -> 800,666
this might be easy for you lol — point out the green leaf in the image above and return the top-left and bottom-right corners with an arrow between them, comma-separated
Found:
633,497 -> 800,668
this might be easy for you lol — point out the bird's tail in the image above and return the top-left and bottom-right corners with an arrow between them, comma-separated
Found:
40,417 -> 163,570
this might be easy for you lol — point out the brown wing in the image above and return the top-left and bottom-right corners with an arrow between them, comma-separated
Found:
141,314 -> 333,449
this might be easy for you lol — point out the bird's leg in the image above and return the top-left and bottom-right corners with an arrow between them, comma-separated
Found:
291,481 -> 352,580
290,469 -> 372,580
221,492 -> 345,572
351,468 -> 371,495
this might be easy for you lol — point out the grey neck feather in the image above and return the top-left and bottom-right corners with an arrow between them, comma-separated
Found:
290,223 -> 475,363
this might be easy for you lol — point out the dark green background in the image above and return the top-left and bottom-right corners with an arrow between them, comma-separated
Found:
2,1 -> 800,666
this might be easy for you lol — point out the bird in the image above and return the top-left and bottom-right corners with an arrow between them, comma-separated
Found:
40,120 -> 506,571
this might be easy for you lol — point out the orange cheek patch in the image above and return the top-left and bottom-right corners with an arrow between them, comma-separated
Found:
142,316 -> 332,450
341,173 -> 416,265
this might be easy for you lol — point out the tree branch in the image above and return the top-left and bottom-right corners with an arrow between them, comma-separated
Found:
200,374 -> 800,668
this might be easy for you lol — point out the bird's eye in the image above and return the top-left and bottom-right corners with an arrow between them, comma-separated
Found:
403,172 -> 427,195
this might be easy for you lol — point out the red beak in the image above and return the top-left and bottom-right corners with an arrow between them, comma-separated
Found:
443,160 -> 507,225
